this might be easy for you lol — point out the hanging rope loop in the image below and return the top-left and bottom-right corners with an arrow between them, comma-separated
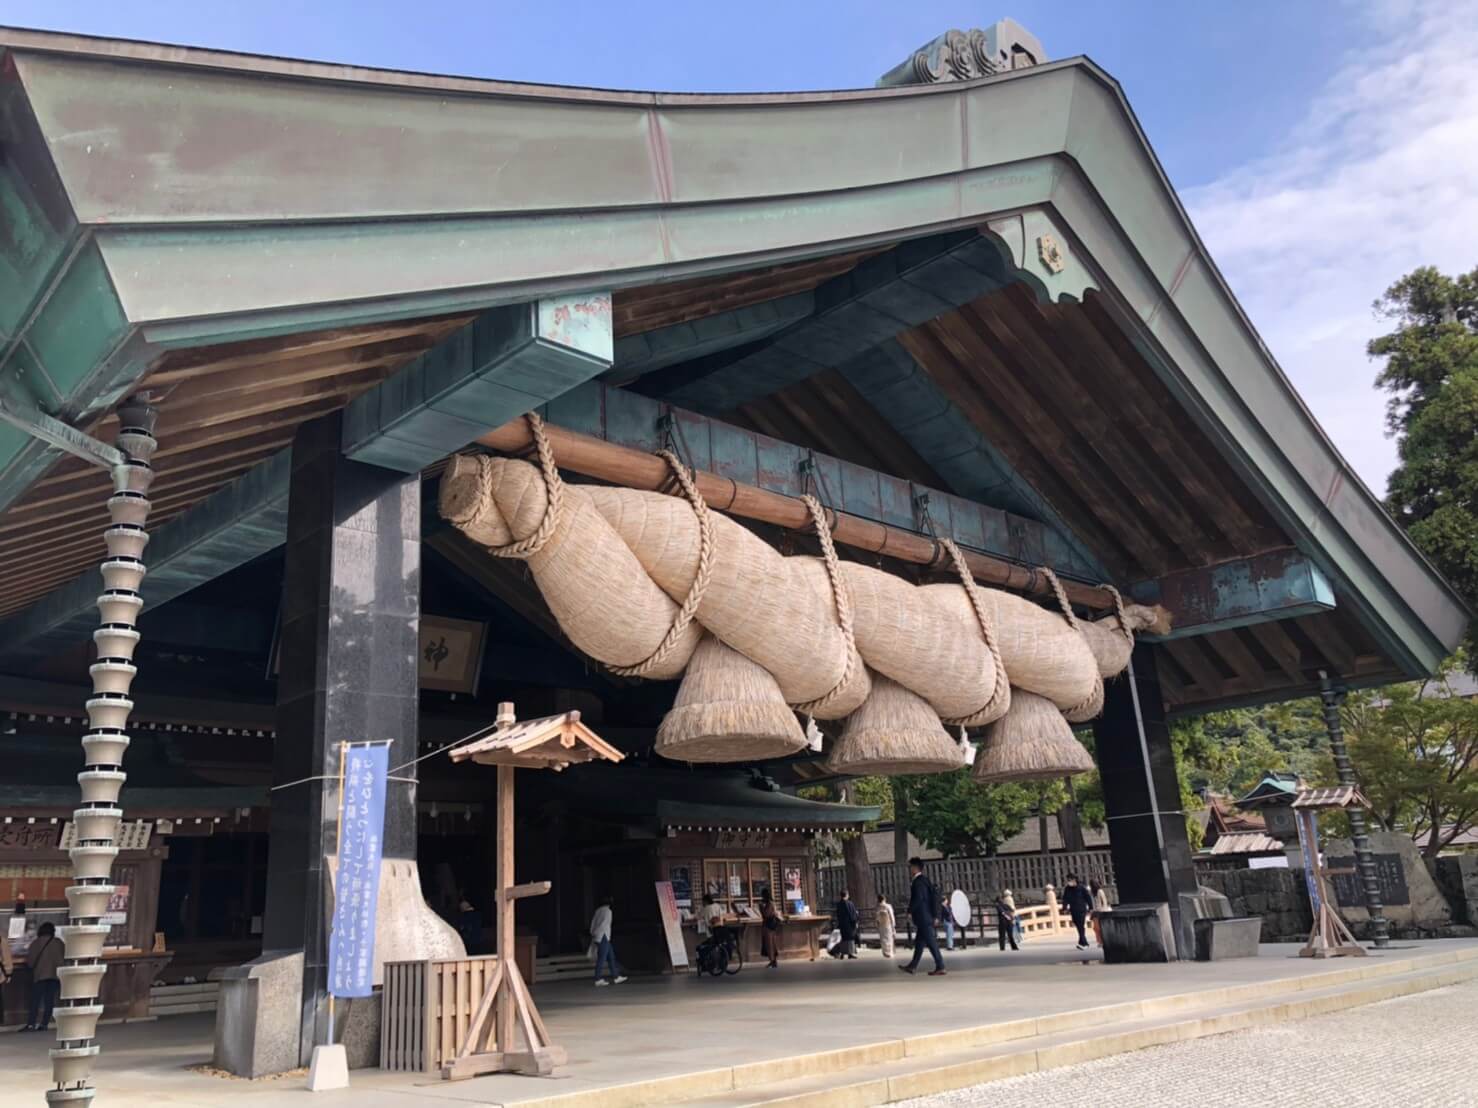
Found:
1100,582 -> 1134,645
939,537 -> 1010,726
607,449 -> 715,678
486,411 -> 566,560
793,493 -> 859,716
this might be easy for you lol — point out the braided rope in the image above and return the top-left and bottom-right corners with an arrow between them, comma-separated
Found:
1039,566 -> 1081,632
1102,582 -> 1134,644
486,412 -> 566,559
938,538 -> 1011,726
1036,565 -> 1104,720
793,494 -> 859,716
607,450 -> 715,678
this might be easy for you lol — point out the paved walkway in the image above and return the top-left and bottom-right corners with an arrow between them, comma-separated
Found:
5,938 -> 1476,1106
896,976 -> 1478,1107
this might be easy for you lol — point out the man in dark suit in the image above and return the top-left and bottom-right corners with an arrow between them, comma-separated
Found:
900,857 -> 946,976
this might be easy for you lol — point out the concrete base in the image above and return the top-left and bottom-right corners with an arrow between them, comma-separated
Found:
1194,916 -> 1262,961
1101,903 -> 1176,963
307,1044 -> 348,1091
341,993 -> 382,1070
12,939 -> 1478,1108
326,858 -> 464,988
212,949 -> 303,1078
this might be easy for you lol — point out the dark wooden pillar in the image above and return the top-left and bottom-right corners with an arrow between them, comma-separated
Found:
1092,642 -> 1199,957
262,411 -> 421,1064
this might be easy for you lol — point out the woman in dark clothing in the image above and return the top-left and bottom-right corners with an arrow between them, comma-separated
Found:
832,890 -> 860,959
24,922 -> 64,1032
759,895 -> 782,968
1060,874 -> 1095,950
455,896 -> 484,955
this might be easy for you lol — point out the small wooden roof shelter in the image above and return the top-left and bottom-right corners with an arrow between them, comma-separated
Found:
448,709 -> 624,772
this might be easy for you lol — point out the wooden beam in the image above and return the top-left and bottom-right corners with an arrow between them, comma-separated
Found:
476,419 -> 1125,611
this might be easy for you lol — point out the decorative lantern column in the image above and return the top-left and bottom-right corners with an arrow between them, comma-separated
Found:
48,398 -> 157,1107
1317,671 -> 1391,949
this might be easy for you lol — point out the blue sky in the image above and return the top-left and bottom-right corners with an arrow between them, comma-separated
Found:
8,1 -> 1477,494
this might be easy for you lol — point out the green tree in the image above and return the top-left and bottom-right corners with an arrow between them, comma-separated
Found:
895,769 -> 1061,858
1369,265 -> 1478,663
1343,656 -> 1478,859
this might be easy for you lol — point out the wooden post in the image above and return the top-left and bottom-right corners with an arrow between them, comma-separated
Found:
496,762 -> 515,1059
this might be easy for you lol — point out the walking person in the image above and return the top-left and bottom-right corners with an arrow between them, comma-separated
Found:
589,895 -> 627,986
832,889 -> 860,958
993,891 -> 1019,951
760,894 -> 782,968
23,922 -> 63,1031
1090,878 -> 1112,947
900,858 -> 946,976
876,893 -> 896,959
1061,874 -> 1094,950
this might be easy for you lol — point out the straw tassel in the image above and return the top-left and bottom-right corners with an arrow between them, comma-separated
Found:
655,634 -> 806,763
823,673 -> 968,777
972,687 -> 1094,783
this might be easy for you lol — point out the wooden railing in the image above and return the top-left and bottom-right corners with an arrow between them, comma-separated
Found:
381,956 -> 500,1074
819,850 -> 1115,913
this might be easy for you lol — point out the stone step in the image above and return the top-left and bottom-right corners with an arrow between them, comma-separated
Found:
502,947 -> 1478,1108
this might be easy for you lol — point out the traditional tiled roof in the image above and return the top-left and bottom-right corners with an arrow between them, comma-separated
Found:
1207,831 -> 1286,855
1292,785 -> 1369,810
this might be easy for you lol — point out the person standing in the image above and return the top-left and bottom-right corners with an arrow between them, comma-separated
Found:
23,922 -> 64,1031
759,895 -> 782,968
454,895 -> 484,955
993,891 -> 1019,951
1061,874 -> 1094,950
1003,889 -> 1022,944
1090,878 -> 1112,947
876,893 -> 896,959
833,890 -> 860,959
941,886 -> 959,950
589,896 -> 627,986
900,858 -> 945,976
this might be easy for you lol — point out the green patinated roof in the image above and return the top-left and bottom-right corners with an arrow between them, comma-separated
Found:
0,26 -> 1467,703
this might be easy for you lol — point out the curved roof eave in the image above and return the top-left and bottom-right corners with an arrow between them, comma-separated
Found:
2,29 -> 1468,678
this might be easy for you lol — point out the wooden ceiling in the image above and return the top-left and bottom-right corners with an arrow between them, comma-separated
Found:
728,368 -> 948,490
1159,607 -> 1391,713
897,282 -> 1289,583
0,315 -> 472,619
612,250 -> 875,337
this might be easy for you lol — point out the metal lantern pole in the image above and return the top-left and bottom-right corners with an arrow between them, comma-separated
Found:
1317,671 -> 1390,949
49,397 -> 158,1106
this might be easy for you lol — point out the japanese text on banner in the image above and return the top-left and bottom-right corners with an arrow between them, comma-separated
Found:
328,743 -> 389,998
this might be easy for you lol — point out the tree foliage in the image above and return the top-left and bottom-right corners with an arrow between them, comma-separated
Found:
1344,656 -> 1478,858
1370,265 -> 1478,664
893,769 -> 1064,858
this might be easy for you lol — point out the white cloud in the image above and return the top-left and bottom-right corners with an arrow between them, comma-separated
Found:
1182,0 -> 1478,497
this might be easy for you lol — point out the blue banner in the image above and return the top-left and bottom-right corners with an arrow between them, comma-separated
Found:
328,743 -> 388,998
1296,808 -> 1321,917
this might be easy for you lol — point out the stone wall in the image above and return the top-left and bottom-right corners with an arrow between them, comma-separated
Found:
1194,868 -> 1312,942
1435,854 -> 1478,926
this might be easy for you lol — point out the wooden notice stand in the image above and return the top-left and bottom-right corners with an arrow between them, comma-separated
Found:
442,702 -> 623,1080
1293,786 -> 1369,959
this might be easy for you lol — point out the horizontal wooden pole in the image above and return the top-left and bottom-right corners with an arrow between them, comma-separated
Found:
476,420 -> 1118,611
504,880 -> 553,901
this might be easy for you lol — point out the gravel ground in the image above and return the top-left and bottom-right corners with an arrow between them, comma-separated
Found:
895,978 -> 1478,1107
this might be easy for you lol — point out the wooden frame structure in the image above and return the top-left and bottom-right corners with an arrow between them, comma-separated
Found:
1293,786 -> 1370,959
442,702 -> 623,1079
